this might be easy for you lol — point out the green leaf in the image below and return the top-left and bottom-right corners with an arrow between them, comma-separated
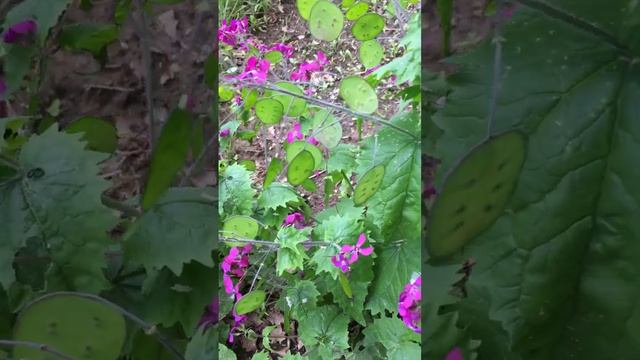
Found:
433,3 -> 640,358
264,50 -> 283,64
251,352 -> 269,360
3,45 -> 36,95
235,290 -> 266,315
58,23 -> 119,58
114,0 -> 131,25
340,76 -> 378,114
436,0 -> 453,56
65,116 -> 118,153
284,280 -> 320,317
297,306 -> 349,355
308,0 -> 344,41
261,326 -> 276,352
13,293 -> 126,360
276,227 -> 311,275
359,39 -> 384,69
258,182 -> 299,211
220,164 -> 256,217
351,13 -> 384,41
363,316 -> 420,351
255,98 -> 284,124
142,108 -> 191,210
0,125 -> 117,292
264,158 -> 284,187
126,187 -> 215,275
327,143 -> 357,173
142,262 -> 215,336
329,255 -> 374,325
356,111 -> 420,242
218,344 -> 237,360
371,14 -> 420,84
184,327 -> 216,360
366,238 -> 419,315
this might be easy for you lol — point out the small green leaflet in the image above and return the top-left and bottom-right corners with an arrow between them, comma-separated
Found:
235,290 -> 266,315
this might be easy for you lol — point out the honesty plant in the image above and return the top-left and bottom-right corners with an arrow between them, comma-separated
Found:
217,1 -> 422,358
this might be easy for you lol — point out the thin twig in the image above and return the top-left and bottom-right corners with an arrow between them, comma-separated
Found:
487,0 -> 507,138
230,81 -> 420,141
0,340 -> 77,360
220,237 -> 334,248
133,0 -> 157,149
100,194 -> 143,217
0,153 -> 19,170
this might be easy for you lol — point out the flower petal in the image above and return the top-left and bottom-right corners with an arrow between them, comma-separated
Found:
359,246 -> 374,256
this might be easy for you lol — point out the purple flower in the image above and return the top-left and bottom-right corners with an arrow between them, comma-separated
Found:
331,233 -> 374,273
198,298 -> 219,329
445,348 -> 463,360
283,212 -> 305,229
268,43 -> 294,58
228,304 -> 248,343
398,275 -> 421,333
236,56 -> 270,84
286,123 -> 304,143
218,17 -> 248,46
0,78 -> 6,99
220,128 -> 231,137
290,51 -> 328,82
3,19 -> 37,44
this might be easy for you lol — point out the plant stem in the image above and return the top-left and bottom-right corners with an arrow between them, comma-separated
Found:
100,194 -> 142,217
233,82 -> 420,141
341,170 -> 355,193
133,0 -> 157,149
0,153 -> 19,170
220,237 -> 333,248
0,340 -> 77,360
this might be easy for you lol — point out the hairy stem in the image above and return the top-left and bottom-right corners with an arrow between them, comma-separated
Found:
0,340 -> 77,360
232,81 -> 420,141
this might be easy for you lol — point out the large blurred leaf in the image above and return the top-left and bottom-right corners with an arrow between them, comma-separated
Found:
141,262 -> 215,336
431,2 -> 640,358
142,109 -> 191,210
65,116 -> 117,153
58,23 -> 119,59
184,327 -> 217,360
126,187 -> 216,275
0,125 -> 117,292
219,164 -> 256,217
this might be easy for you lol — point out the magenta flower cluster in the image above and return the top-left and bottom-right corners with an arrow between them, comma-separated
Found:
445,348 -> 463,360
286,123 -> 319,145
235,56 -> 270,85
398,275 -> 421,333
290,51 -> 328,82
283,212 -> 305,229
331,233 -> 374,273
218,17 -> 249,46
3,19 -> 37,44
220,245 -> 253,342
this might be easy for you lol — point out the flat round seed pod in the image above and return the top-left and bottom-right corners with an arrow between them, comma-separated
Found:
264,50 -> 283,64
308,0 -> 344,41
358,39 -> 383,69
255,98 -> 284,125
345,2 -> 369,20
354,164 -> 385,206
235,290 -> 266,315
286,141 -> 323,170
339,76 -> 378,114
427,131 -> 526,260
287,150 -> 315,186
352,13 -> 384,41
222,215 -> 260,246
297,0 -> 319,20
311,110 -> 342,148
273,82 -> 307,117
13,293 -> 126,360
